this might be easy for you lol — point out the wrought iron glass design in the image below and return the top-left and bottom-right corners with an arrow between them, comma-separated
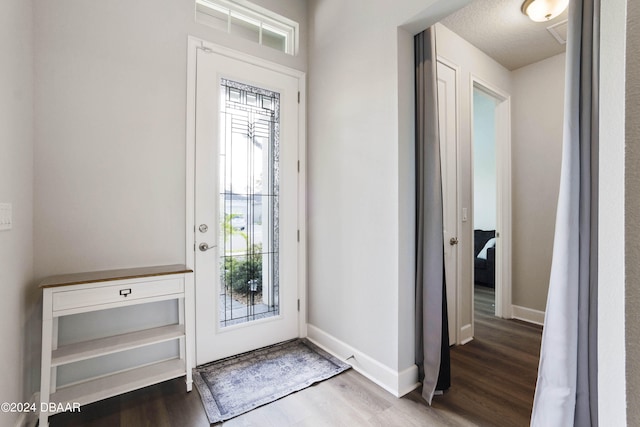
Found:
218,78 -> 280,327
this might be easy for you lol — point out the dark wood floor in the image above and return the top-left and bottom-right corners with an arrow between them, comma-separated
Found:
434,285 -> 543,426
51,286 -> 542,426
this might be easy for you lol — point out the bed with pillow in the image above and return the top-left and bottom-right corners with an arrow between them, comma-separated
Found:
474,230 -> 496,288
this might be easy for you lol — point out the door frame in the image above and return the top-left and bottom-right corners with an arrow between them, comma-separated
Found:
469,75 -> 512,323
185,36 -> 307,366
436,55 -> 462,345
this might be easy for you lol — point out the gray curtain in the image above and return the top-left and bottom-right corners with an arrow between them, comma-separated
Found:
415,27 -> 450,404
531,0 -> 600,425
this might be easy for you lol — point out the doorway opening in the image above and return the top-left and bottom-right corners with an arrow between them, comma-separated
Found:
471,79 -> 512,328
472,87 -> 498,318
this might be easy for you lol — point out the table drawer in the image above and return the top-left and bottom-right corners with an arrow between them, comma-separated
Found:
52,278 -> 184,312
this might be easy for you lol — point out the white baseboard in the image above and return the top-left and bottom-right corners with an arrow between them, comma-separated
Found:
459,324 -> 473,345
512,305 -> 545,326
306,324 -> 419,397
397,365 -> 421,397
15,392 -> 38,427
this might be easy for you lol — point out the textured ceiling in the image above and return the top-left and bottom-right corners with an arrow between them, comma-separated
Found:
441,0 -> 568,71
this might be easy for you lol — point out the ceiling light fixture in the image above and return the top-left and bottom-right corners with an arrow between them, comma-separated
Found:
521,0 -> 569,22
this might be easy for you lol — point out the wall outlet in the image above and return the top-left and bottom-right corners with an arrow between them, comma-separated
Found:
0,203 -> 12,231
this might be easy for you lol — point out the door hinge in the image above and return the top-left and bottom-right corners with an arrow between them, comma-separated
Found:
297,160 -> 300,172
298,91 -> 300,103
297,230 -> 300,242
198,44 -> 213,54
496,232 -> 500,238
297,299 -> 300,312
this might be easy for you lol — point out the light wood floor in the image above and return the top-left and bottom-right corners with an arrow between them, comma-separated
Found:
51,286 -> 542,427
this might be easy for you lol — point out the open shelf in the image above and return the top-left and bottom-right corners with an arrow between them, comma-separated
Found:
51,324 -> 185,366
50,359 -> 186,412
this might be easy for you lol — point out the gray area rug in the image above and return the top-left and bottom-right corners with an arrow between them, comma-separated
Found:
193,338 -> 351,424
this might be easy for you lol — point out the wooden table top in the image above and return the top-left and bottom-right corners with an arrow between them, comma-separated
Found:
40,264 -> 193,288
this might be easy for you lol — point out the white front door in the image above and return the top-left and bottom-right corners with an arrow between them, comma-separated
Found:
437,60 -> 458,346
193,47 -> 301,364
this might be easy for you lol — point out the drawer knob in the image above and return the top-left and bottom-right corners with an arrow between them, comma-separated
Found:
119,289 -> 132,297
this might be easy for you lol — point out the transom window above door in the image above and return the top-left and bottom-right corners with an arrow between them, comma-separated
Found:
195,0 -> 298,55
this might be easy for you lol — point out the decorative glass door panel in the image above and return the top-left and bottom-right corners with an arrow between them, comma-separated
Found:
218,79 -> 280,327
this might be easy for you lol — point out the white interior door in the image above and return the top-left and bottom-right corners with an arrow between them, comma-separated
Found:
437,60 -> 458,346
194,47 -> 301,364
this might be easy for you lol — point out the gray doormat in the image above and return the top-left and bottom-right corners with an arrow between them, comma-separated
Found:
193,338 -> 351,424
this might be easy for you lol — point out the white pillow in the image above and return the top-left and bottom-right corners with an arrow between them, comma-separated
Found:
477,237 -> 496,260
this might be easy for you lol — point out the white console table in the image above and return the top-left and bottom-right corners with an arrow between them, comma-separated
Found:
39,265 -> 194,427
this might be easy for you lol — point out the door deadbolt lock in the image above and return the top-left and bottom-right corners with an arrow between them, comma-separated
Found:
449,237 -> 459,246
198,224 -> 208,233
199,242 -> 216,252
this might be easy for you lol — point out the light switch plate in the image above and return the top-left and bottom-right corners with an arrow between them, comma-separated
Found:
0,203 -> 12,231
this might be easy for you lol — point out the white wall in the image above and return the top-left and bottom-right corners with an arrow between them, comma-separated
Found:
473,89 -> 497,231
306,0 -> 471,393
434,23 -> 513,333
511,53 -> 565,312
307,0 -> 402,377
34,0 -> 307,280
626,0 -> 639,423
0,0 -> 34,425
32,0 -> 307,389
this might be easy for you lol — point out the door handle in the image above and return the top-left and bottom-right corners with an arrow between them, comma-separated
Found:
199,242 -> 217,252
449,237 -> 459,246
